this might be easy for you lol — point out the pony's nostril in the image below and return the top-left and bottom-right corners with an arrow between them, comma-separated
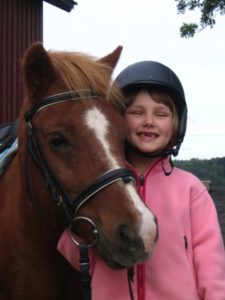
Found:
117,224 -> 136,243
128,242 -> 142,252
118,224 -> 134,240
116,224 -> 143,252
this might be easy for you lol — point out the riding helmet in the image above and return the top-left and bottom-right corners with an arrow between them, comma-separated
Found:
115,61 -> 187,157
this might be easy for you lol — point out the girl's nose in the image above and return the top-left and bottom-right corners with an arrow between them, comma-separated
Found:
143,114 -> 154,127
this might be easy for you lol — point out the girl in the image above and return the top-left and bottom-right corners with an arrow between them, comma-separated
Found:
58,61 -> 225,299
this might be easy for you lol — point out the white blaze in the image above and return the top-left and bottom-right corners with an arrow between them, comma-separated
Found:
84,107 -> 156,251
84,107 -> 119,169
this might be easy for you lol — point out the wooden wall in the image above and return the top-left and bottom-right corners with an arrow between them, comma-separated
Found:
0,0 -> 43,123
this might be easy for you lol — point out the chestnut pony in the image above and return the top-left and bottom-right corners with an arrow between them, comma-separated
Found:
0,43 -> 157,299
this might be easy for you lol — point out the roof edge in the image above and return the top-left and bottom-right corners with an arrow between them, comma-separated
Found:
44,0 -> 77,12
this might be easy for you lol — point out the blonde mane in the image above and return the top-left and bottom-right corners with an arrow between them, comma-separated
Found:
48,50 -> 121,104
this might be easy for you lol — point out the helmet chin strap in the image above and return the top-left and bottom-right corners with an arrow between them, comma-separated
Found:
161,156 -> 174,176
125,141 -> 176,176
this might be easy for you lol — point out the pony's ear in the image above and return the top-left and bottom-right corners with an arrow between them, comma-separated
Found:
99,46 -> 123,72
22,42 -> 56,102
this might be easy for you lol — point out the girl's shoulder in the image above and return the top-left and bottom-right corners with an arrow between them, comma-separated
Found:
173,166 -> 202,181
172,166 -> 207,193
173,166 -> 198,177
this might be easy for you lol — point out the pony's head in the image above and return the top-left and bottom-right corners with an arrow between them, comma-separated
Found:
19,42 -> 157,269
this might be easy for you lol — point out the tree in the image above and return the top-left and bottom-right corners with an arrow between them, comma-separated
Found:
175,0 -> 225,37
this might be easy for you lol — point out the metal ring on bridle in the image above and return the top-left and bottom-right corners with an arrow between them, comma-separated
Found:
69,216 -> 99,248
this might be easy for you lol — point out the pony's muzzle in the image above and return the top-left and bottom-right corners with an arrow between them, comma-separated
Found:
106,218 -> 158,268
116,224 -> 146,253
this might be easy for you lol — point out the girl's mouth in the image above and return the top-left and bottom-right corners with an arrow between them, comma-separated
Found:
138,132 -> 159,139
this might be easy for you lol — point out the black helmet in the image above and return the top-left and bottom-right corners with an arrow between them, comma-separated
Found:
115,61 -> 187,157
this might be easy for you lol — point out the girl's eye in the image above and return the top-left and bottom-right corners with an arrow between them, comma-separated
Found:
129,110 -> 143,115
156,111 -> 171,117
156,112 -> 166,117
48,134 -> 69,150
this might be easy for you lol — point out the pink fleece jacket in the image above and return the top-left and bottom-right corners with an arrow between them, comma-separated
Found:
57,158 -> 225,300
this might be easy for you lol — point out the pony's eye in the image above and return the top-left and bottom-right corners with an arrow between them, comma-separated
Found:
48,134 -> 69,150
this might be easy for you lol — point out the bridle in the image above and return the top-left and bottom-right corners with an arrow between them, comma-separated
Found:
24,90 -> 136,300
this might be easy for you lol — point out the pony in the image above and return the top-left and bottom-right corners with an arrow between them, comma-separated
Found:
0,43 -> 157,299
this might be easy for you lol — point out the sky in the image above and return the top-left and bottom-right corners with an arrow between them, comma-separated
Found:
43,0 -> 225,161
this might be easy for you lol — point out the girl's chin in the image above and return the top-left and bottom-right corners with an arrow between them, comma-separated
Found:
137,146 -> 159,153
125,140 -> 165,157
137,142 -> 168,154
136,145 -> 167,156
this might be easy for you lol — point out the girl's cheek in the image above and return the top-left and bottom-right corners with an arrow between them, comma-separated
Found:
126,119 -> 136,131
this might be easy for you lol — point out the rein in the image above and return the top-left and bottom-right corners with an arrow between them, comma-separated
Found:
24,90 -> 136,300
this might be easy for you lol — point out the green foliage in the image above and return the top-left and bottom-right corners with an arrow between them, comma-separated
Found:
175,0 -> 225,37
174,157 -> 225,186
180,23 -> 198,37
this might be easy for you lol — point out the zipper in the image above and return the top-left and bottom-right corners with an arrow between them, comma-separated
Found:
137,264 -> 145,300
139,175 -> 145,186
137,175 -> 145,300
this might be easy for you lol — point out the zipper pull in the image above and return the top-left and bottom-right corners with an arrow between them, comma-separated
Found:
139,175 -> 144,186
184,235 -> 188,249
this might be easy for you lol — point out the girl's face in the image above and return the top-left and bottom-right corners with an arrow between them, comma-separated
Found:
125,90 -> 173,154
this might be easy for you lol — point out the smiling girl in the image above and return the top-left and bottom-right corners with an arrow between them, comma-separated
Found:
124,88 -> 177,173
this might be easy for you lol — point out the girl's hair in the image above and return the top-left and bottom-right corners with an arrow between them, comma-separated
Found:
112,85 -> 179,148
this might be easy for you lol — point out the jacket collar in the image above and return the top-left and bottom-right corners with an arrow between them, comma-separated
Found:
126,156 -> 173,177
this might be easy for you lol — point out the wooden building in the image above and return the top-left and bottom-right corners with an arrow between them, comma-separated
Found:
0,0 -> 77,123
